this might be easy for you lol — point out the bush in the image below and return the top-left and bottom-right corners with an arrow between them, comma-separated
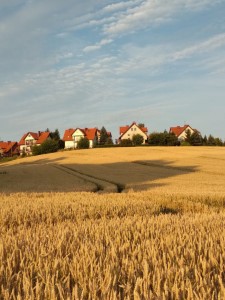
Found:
132,134 -> 144,146
32,139 -> 59,156
77,137 -> 90,149
148,131 -> 179,146
120,139 -> 133,147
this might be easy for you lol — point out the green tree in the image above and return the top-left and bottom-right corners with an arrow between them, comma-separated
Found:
50,129 -> 60,141
105,137 -> 114,145
149,132 -> 179,146
99,127 -> 108,145
207,134 -> 216,146
32,139 -> 59,156
214,137 -> 223,146
132,134 -> 144,146
32,145 -> 42,156
202,135 -> 208,146
189,131 -> 203,146
77,137 -> 89,149
120,139 -> 133,147
185,129 -> 192,144
165,132 -> 179,146
148,132 -> 167,145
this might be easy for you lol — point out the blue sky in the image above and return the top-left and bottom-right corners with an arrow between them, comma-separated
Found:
1,0 -> 225,142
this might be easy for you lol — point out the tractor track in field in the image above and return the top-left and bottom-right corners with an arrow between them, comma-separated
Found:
51,164 -> 125,193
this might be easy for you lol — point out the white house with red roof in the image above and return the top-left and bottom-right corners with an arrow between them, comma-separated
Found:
18,131 -> 51,155
63,127 -> 100,149
118,122 -> 148,144
169,125 -> 197,141
0,141 -> 19,157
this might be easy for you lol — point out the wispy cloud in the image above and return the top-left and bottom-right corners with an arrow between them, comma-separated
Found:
103,0 -> 223,36
1,1 -> 225,140
83,38 -> 113,53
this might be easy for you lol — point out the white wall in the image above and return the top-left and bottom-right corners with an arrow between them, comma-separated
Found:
178,126 -> 195,141
120,124 -> 147,143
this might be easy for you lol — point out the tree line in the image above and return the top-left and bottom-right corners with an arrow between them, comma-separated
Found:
31,127 -> 225,156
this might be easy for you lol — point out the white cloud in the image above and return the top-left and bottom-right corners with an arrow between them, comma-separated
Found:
172,33 -> 225,61
103,0 -> 223,36
83,38 -> 113,53
102,0 -> 144,13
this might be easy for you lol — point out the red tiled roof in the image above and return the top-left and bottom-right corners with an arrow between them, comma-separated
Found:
63,127 -> 99,141
119,122 -> 148,137
169,125 -> 192,137
0,141 -> 18,155
63,129 -> 75,141
18,133 -> 28,145
19,131 -> 50,145
84,128 -> 98,140
36,132 -> 50,144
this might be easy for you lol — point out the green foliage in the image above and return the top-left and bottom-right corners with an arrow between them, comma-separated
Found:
148,131 -> 179,146
185,129 -> 192,144
32,139 -> 59,156
120,139 -> 133,147
50,129 -> 60,141
189,131 -> 203,146
32,145 -> 43,156
58,139 -> 65,149
105,137 -> 114,145
41,139 -> 59,153
180,141 -> 191,146
214,138 -> 223,146
21,149 -> 27,157
77,137 -> 89,149
148,132 -> 165,145
99,127 -> 109,145
202,135 -> 208,146
132,134 -> 144,146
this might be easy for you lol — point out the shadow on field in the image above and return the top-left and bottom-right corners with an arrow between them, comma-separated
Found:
0,157 -> 198,193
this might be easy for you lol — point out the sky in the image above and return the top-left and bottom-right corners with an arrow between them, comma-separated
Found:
1,0 -> 225,142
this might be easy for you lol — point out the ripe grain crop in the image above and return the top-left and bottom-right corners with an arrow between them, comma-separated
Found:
0,147 -> 225,299
0,192 -> 225,299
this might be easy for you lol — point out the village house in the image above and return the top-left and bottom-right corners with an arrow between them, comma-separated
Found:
0,141 -> 19,157
63,127 -> 100,149
18,131 -> 51,155
169,125 -> 197,141
118,122 -> 148,144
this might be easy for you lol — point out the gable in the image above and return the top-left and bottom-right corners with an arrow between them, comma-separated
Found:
25,133 -> 36,141
170,125 -> 197,140
73,129 -> 85,137
63,129 -> 75,141
120,122 -> 148,140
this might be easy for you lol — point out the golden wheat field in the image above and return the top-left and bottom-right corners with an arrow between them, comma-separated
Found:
0,147 -> 225,299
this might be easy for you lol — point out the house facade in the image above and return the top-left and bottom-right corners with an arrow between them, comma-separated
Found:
63,128 -> 100,149
169,125 -> 196,141
118,122 -> 148,144
18,131 -> 50,155
0,141 -> 19,157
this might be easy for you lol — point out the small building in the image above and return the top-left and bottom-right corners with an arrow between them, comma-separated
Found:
18,131 -> 51,155
118,122 -> 148,144
63,128 -> 100,149
169,125 -> 197,141
0,141 -> 19,157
